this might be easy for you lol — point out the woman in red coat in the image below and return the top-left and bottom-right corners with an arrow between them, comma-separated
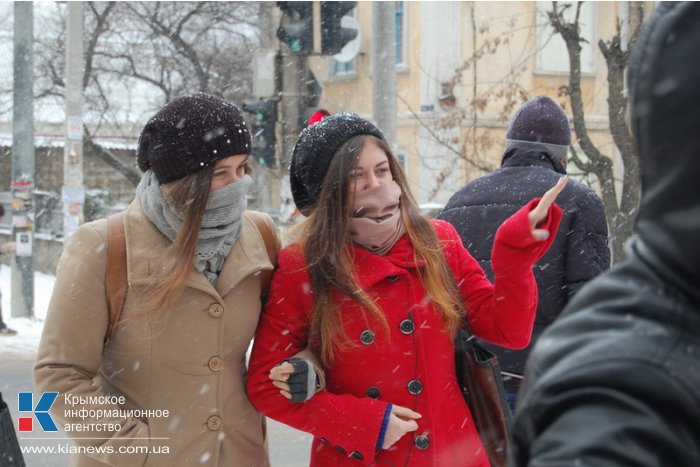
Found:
247,113 -> 565,466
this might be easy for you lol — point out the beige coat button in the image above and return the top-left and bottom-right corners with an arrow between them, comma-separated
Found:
208,303 -> 224,318
207,415 -> 222,431
208,356 -> 224,371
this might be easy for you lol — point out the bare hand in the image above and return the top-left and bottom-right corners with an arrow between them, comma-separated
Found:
382,405 -> 421,450
269,361 -> 295,399
528,176 -> 568,240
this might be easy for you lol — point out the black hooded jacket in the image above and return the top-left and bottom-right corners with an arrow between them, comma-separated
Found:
438,145 -> 610,380
509,3 -> 700,465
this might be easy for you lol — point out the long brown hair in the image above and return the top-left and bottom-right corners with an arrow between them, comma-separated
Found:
137,165 -> 214,316
138,160 -> 254,317
304,135 -> 464,366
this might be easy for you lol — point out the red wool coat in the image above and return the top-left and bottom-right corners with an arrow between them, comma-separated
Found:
247,201 -> 561,466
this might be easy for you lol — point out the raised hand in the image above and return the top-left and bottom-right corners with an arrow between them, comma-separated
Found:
528,176 -> 568,240
382,405 -> 422,449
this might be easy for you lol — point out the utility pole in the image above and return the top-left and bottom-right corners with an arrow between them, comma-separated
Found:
278,52 -> 306,185
11,2 -> 35,318
62,2 -> 85,239
372,2 -> 397,146
250,5 -> 280,213
276,2 -> 310,221
277,49 -> 307,223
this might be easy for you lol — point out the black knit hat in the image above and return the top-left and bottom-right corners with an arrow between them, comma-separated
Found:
137,93 -> 251,184
290,112 -> 385,213
506,96 -> 571,146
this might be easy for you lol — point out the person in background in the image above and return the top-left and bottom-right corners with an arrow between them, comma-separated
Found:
438,95 -> 610,409
0,204 -> 18,336
509,3 -> 700,465
0,391 -> 25,466
247,112 -> 565,466
34,93 -> 276,466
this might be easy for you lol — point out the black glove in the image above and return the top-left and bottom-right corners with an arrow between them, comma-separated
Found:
284,358 -> 319,403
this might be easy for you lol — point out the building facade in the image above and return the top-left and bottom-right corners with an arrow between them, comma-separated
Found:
307,1 -> 646,206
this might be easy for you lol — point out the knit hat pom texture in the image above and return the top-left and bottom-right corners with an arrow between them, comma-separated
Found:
290,112 -> 385,213
137,93 -> 251,184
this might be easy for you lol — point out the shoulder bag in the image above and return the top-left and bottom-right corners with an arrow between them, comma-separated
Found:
455,326 -> 512,467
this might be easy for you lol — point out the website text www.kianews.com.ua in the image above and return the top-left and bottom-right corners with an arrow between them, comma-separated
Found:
21,444 -> 170,455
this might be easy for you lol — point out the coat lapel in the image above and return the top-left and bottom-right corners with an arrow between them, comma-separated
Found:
215,212 -> 274,298
352,235 -> 424,289
123,201 -> 273,300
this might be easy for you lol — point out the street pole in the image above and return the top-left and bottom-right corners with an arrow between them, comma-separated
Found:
251,6 -> 280,214
62,2 -> 85,240
277,49 -> 306,222
11,2 -> 35,319
372,2 -> 397,146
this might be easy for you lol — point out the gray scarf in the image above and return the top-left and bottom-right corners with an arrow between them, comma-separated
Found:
136,170 -> 252,283
349,181 -> 406,256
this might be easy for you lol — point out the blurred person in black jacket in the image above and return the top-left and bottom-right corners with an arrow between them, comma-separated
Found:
439,95 -> 610,408
509,2 -> 700,465
0,391 -> 25,466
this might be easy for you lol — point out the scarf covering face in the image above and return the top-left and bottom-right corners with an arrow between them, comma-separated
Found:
137,170 -> 252,283
349,180 -> 406,256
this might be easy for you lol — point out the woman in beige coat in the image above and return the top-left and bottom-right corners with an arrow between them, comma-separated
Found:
34,93 -> 275,466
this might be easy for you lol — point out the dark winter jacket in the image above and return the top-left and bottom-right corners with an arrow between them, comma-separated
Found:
438,146 -> 610,381
509,3 -> 700,466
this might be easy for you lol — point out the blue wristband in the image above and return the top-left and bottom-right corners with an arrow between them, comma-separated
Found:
376,403 -> 393,450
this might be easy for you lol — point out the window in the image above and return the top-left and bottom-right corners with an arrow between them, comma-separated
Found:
332,58 -> 356,77
536,2 -> 596,75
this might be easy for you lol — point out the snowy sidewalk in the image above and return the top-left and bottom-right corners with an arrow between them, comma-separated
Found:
0,264 -> 54,363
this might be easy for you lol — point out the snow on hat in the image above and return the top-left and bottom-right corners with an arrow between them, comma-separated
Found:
506,96 -> 571,147
290,112 -> 385,214
137,93 -> 251,184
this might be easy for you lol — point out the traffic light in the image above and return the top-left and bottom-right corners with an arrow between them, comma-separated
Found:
242,99 -> 277,167
277,1 -> 313,54
320,1 -> 357,55
300,69 -> 325,127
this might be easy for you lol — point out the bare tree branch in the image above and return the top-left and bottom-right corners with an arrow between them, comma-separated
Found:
548,1 -> 642,263
14,0 -> 267,198
398,95 -> 494,174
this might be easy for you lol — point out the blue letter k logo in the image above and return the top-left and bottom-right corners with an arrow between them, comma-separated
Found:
18,392 -> 59,432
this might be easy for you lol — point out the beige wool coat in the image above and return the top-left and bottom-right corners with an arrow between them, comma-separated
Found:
34,200 -> 276,467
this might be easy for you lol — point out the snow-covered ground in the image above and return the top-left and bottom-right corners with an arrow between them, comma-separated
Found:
0,264 -> 256,362
0,264 -> 54,362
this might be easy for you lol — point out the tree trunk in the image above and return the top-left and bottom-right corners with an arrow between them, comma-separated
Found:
549,1 -> 641,264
